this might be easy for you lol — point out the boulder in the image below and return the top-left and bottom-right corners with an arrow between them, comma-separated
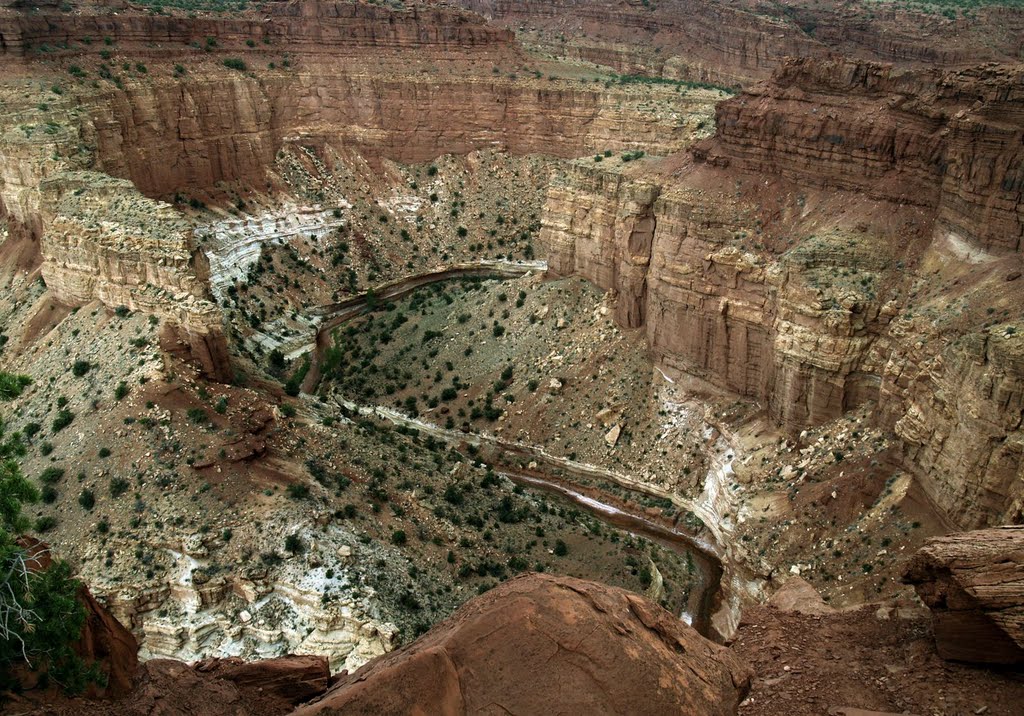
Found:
768,576 -> 837,617
291,573 -> 751,716
903,526 -> 1024,664
194,655 -> 330,705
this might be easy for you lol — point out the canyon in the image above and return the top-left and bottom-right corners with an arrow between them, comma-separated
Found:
0,0 -> 1021,713
542,57 -> 1024,528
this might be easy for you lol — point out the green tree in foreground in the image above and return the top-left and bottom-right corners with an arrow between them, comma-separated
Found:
0,414 -> 101,694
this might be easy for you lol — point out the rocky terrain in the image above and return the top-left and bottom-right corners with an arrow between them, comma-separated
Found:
455,0 -> 1024,85
543,57 -> 1024,531
0,0 -> 1022,713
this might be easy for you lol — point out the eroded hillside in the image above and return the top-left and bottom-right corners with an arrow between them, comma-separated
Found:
0,0 -> 1022,713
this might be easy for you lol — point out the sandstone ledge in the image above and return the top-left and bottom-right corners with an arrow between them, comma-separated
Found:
903,526 -> 1024,664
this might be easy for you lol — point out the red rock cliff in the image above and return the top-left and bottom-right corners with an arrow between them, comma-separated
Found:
542,57 -> 1024,528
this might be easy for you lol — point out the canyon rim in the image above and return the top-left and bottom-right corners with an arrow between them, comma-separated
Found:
0,0 -> 1022,714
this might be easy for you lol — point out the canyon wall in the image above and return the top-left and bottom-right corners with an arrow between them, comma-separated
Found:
2,1 -> 709,201
37,170 -> 232,380
703,58 -> 1024,253
0,1 -> 516,58
81,72 -> 710,199
455,0 -> 1023,85
542,58 -> 1024,528
0,0 -> 705,381
457,0 -> 822,85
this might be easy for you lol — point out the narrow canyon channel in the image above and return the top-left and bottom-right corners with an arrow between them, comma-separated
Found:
298,268 -> 731,640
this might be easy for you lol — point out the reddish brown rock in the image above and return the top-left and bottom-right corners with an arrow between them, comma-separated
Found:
194,655 -> 330,705
542,56 -> 1024,528
75,587 -> 139,698
903,526 -> 1024,664
703,58 -> 1024,253
292,573 -> 752,716
12,538 -> 139,698
457,0 -> 1023,86
768,576 -> 837,617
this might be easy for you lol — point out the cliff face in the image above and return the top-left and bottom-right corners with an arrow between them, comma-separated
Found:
545,164 -> 902,431
0,0 -> 706,382
81,72 -> 709,198
1,0 -> 708,200
703,58 -> 1024,253
0,1 -> 516,57
542,58 -> 1024,528
458,0 -> 822,85
38,171 -> 231,380
456,0 -> 1024,86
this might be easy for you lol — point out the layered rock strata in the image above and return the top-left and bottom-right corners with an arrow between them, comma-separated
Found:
38,171 -> 231,380
457,0 -> 1024,85
458,0 -> 824,85
704,58 -> 1024,253
1,1 -> 711,199
542,58 -> 1024,528
0,1 -> 517,59
904,527 -> 1024,664
91,537 -> 397,675
79,72 -> 709,199
293,573 -> 752,716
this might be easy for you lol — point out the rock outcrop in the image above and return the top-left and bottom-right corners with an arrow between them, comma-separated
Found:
80,71 -> 705,199
542,57 -> 1024,528
459,0 -> 822,86
75,587 -> 140,698
0,1 -> 709,199
456,0 -> 1024,85
37,171 -> 232,381
193,655 -> 330,706
0,1 -> 517,59
703,58 -> 1024,253
903,526 -> 1024,664
293,572 -> 752,716
12,537 -> 140,698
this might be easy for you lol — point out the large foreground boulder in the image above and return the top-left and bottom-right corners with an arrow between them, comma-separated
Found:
292,572 -> 752,716
903,526 -> 1024,664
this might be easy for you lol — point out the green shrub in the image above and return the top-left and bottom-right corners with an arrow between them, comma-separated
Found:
286,483 -> 310,499
223,58 -> 247,71
284,533 -> 303,554
186,408 -> 207,424
0,372 -> 32,400
391,530 -> 408,546
40,467 -> 65,484
51,410 -> 74,433
78,488 -> 95,510
109,477 -> 129,498
71,360 -> 91,377
34,516 -> 58,533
